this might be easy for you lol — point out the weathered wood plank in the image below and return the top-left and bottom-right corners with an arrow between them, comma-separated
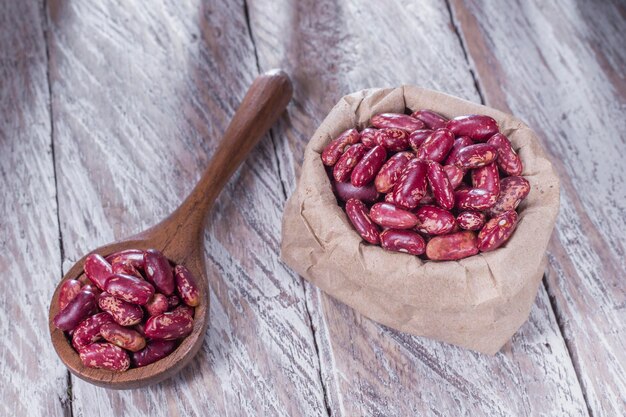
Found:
0,1 -> 68,416
46,0 -> 326,415
449,0 -> 626,414
247,0 -> 589,415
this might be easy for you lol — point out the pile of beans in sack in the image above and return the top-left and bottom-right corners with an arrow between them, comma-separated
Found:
322,111 -> 530,261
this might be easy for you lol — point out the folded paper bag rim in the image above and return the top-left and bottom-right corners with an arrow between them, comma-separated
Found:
280,85 -> 560,354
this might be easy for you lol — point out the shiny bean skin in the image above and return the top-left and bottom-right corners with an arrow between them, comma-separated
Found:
351,145 -> 387,187
374,151 -> 413,193
371,113 -> 425,132
471,162 -> 500,194
455,188 -> 498,210
333,143 -> 368,182
414,205 -> 456,235
321,128 -> 360,166
345,199 -> 380,244
333,180 -> 380,203
53,289 -> 97,331
410,109 -> 448,129
375,128 -> 410,151
488,176 -> 530,216
392,159 -> 428,209
380,229 -> 426,255
444,136 -> 474,165
426,161 -> 455,210
478,210 -> 519,252
456,211 -> 487,231
370,202 -> 419,229
415,128 -> 455,163
455,144 -> 498,169
446,114 -> 499,141
487,133 -> 523,176
408,129 -> 434,151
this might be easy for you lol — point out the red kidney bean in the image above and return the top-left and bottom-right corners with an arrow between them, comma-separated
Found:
100,322 -> 146,352
350,145 -> 387,187
375,128 -> 410,151
104,274 -> 155,305
488,176 -> 530,216
444,136 -> 474,165
426,231 -> 479,260
380,229 -> 426,255
81,284 -> 101,297
83,254 -> 113,291
58,279 -> 82,311
131,340 -> 178,368
72,312 -> 115,351
360,127 -> 379,148
478,210 -> 519,252
333,143 -> 368,182
174,265 -> 201,307
145,293 -> 169,316
408,129 -> 434,151
345,199 -> 380,244
374,151 -> 413,193
414,206 -> 456,235
487,133 -> 523,176
105,249 -> 145,269
455,188 -> 498,210
456,211 -> 486,231
370,202 -> 419,229
144,249 -> 175,296
333,180 -> 380,203
392,159 -> 428,209
384,192 -> 396,203
371,113 -> 425,132
321,128 -> 360,166
112,261 -> 143,279
176,304 -> 195,318
415,128 -> 455,163
446,114 -> 499,141
455,143 -> 498,169
98,292 -> 143,326
410,109 -> 448,129
79,342 -> 130,372
471,162 -> 500,194
443,164 -> 465,189
144,307 -> 194,340
54,289 -> 97,331
426,161 -> 455,210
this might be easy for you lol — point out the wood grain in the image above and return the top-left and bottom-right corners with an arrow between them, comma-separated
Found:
0,1 -> 68,416
247,0 -> 590,415
46,0 -> 325,414
449,0 -> 626,414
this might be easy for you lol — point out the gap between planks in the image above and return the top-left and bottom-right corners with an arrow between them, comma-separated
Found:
39,0 -> 74,416
445,1 -> 592,415
242,0 -> 332,415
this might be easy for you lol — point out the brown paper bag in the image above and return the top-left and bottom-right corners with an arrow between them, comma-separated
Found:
280,86 -> 560,354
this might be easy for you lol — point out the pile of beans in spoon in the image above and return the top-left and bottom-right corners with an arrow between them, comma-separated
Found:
53,249 -> 200,371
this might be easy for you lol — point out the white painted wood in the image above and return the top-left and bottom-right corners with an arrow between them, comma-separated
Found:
46,0 -> 326,415
450,0 -> 626,414
0,1 -> 68,416
247,0 -> 590,414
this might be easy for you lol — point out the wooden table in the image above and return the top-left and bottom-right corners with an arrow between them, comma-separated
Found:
1,0 -> 624,415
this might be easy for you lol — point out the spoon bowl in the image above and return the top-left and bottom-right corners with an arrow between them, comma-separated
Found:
49,70 -> 293,389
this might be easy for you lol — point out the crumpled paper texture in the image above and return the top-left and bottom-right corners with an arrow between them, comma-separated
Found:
281,86 -> 560,354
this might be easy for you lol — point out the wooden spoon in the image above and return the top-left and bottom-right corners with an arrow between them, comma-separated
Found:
48,69 -> 293,389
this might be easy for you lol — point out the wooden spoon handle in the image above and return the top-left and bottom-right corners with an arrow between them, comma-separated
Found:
152,70 -> 292,243
196,69 -> 293,208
